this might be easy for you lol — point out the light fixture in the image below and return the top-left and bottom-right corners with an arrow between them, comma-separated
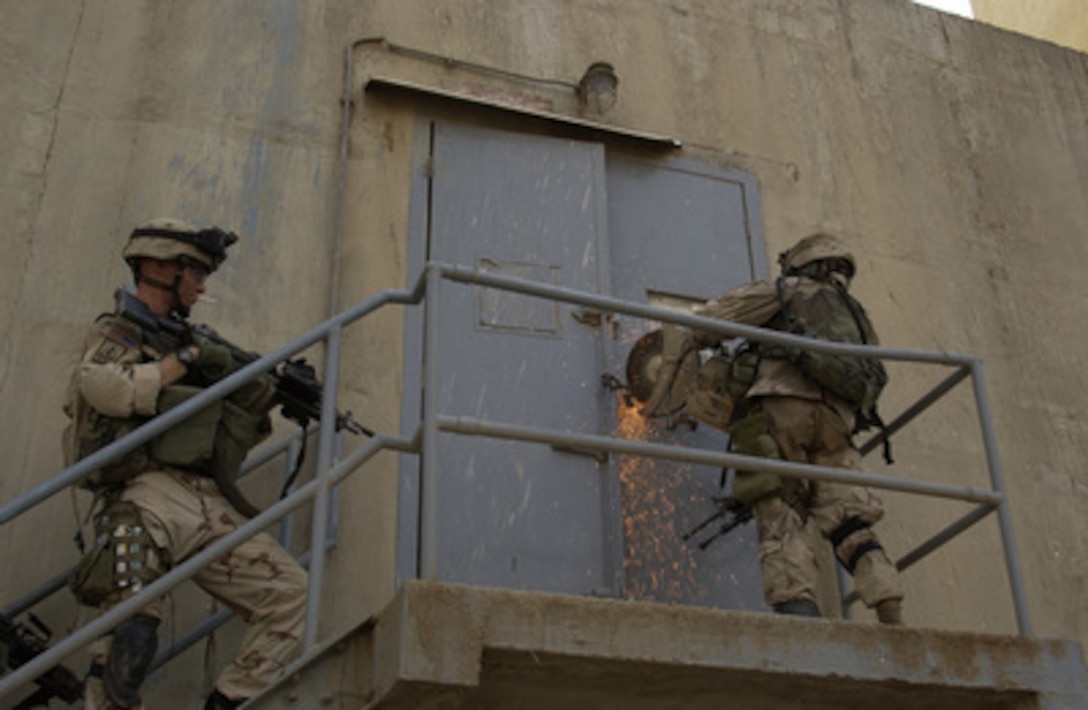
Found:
577,62 -> 619,114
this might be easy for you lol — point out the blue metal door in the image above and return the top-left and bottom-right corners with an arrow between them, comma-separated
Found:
604,155 -> 769,610
420,123 -> 615,594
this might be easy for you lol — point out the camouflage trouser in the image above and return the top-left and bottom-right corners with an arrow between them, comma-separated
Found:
750,397 -> 903,610
84,470 -> 307,708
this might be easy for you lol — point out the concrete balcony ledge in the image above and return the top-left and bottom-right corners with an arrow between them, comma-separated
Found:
252,580 -> 1086,709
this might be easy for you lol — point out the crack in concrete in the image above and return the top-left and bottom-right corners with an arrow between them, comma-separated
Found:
0,1 -> 87,399
0,3 -> 87,580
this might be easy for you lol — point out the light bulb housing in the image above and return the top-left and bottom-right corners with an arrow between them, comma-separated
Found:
577,62 -> 619,114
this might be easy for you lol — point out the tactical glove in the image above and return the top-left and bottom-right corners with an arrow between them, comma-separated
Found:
195,343 -> 234,382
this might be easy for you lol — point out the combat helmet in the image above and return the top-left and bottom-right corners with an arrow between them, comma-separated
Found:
778,232 -> 856,280
122,218 -> 237,273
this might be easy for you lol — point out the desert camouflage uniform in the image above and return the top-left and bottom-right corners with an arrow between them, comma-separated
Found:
66,314 -> 307,707
696,277 -> 903,613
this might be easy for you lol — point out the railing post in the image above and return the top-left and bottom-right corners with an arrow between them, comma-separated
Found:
304,325 -> 344,647
970,359 -> 1033,636
421,265 -> 442,579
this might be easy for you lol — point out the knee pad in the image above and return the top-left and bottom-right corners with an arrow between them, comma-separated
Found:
104,614 -> 160,708
830,516 -> 884,574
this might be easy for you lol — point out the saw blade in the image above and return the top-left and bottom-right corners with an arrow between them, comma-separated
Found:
625,329 -> 666,405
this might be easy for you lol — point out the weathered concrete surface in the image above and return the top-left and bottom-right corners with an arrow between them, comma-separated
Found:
249,580 -> 1086,709
1,0 -> 1088,706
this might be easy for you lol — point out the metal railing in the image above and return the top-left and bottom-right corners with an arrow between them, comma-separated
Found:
0,261 -> 1030,703
426,264 -> 1029,635
0,275 -> 427,700
1,430 -> 310,622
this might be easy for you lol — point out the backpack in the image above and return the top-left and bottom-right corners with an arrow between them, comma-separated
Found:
762,277 -> 888,431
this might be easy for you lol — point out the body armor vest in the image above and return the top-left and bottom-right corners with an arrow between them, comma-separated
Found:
760,277 -> 887,425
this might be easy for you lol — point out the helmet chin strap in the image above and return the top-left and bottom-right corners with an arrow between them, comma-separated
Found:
136,262 -> 190,318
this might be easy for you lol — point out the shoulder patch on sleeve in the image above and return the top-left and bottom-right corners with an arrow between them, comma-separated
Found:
91,339 -> 127,365
88,322 -> 141,364
105,325 -> 139,350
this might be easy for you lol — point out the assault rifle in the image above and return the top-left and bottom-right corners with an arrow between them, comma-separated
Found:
115,288 -> 373,438
682,495 -> 753,550
0,611 -> 83,708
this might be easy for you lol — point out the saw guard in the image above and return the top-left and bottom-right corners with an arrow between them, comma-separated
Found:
626,328 -> 699,417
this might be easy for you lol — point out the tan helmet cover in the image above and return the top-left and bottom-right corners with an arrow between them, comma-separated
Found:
778,232 -> 856,275
122,218 -> 215,269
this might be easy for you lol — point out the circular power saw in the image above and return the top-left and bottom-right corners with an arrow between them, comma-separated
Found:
625,327 -> 735,430
625,329 -> 692,416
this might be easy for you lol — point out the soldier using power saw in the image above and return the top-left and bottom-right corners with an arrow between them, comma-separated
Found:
627,233 -> 904,624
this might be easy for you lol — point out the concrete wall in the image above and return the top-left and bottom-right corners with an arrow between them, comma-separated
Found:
2,0 -> 1086,702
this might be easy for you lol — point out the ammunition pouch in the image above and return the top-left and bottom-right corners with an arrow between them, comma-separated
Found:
74,409 -> 148,490
149,385 -> 221,468
228,372 -> 278,413
208,400 -> 272,518
153,384 -> 271,517
69,499 -> 160,607
728,410 -> 808,513
726,349 -> 760,399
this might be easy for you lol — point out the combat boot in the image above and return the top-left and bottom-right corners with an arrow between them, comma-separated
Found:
103,614 -> 160,708
772,598 -> 821,617
205,688 -> 246,709
875,598 -> 902,625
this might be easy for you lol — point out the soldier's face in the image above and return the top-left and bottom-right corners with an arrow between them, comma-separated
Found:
176,261 -> 208,308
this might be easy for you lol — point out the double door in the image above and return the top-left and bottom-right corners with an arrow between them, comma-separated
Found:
399,122 -> 768,610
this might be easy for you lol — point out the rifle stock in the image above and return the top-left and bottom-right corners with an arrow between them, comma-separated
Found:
682,496 -> 754,551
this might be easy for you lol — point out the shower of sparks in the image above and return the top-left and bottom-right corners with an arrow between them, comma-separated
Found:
614,394 -> 709,604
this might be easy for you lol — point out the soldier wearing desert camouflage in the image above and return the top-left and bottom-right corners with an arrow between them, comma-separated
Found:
644,233 -> 904,624
64,219 -> 307,709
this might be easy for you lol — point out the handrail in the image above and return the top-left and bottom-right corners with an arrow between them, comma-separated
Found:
0,259 -> 1030,702
423,261 -> 1030,635
0,432 -> 418,699
0,276 -> 427,526
151,539 -> 329,674
0,429 -> 310,620
1,273 -> 427,702
440,415 -> 1010,617
858,366 -> 971,457
435,262 -> 978,365
436,416 -> 1003,505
